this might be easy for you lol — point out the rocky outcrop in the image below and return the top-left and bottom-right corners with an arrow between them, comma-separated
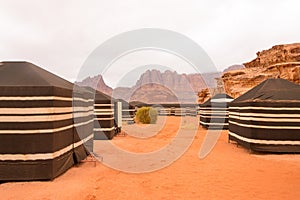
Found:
75,75 -> 113,96
197,77 -> 226,103
196,65 -> 242,103
222,43 -> 300,98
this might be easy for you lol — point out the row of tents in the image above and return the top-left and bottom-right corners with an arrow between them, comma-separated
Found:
199,78 -> 300,153
0,61 -> 135,181
0,61 -> 211,181
1,61 -> 299,181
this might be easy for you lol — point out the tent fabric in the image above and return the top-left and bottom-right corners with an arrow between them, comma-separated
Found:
199,93 -> 233,129
117,99 -> 135,123
0,61 -> 93,181
93,90 -> 115,140
228,78 -> 300,153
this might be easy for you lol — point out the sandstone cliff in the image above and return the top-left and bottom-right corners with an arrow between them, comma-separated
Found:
197,65 -> 244,103
222,43 -> 300,98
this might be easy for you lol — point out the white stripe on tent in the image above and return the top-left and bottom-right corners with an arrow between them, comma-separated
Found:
210,98 -> 233,103
200,115 -> 228,119
0,109 -> 94,122
200,111 -> 229,114
123,118 -> 134,121
94,104 -> 114,107
199,107 -> 228,110
94,117 -> 115,120
229,115 -> 300,122
229,120 -> 300,130
73,106 -> 94,112
0,96 -> 94,103
200,121 -> 228,126
229,131 -> 300,145
0,133 -> 94,161
0,112 -> 93,122
94,109 -> 114,112
94,127 -> 115,131
229,111 -> 300,118
230,106 -> 300,111
0,119 -> 94,134
0,107 -> 94,114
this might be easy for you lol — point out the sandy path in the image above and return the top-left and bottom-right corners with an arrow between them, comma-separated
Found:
0,116 -> 300,200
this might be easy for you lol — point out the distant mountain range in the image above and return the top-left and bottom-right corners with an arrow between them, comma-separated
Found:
76,65 -> 243,103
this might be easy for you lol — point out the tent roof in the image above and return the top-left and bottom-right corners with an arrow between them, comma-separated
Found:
201,93 -> 233,107
0,61 -> 73,89
232,78 -> 300,103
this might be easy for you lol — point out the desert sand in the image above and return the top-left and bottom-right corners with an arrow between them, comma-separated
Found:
0,116 -> 300,200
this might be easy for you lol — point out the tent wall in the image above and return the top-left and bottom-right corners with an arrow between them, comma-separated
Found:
72,87 -> 94,161
0,61 -> 94,181
146,104 -> 198,116
93,94 -> 115,140
114,101 -> 122,133
200,106 -> 229,129
199,94 -> 233,130
0,86 -> 93,181
121,101 -> 135,123
228,102 -> 300,153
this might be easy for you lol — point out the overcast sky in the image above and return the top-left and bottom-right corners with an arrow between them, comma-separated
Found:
1,0 -> 300,88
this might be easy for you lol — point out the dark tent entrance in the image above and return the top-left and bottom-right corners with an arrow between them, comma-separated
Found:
0,62 -> 94,181
228,78 -> 300,153
200,93 -> 233,129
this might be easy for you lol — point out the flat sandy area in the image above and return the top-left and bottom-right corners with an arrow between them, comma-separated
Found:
0,116 -> 300,200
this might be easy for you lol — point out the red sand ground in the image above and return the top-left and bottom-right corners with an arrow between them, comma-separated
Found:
0,116 -> 300,200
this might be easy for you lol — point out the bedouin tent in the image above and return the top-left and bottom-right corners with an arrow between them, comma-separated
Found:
93,90 -> 115,140
118,99 -> 135,123
228,78 -> 300,153
199,93 -> 233,129
157,103 -> 197,116
0,61 -> 94,181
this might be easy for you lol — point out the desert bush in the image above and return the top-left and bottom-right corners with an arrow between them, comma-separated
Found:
135,107 -> 158,124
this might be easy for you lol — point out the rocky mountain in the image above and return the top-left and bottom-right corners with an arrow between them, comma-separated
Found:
76,75 -> 113,96
77,69 -> 221,103
222,43 -> 300,98
112,70 -> 221,103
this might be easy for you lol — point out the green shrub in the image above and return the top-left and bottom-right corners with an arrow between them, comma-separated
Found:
135,107 -> 158,124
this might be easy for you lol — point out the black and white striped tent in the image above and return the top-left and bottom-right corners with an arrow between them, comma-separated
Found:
0,61 -> 94,181
93,90 -> 115,140
118,99 -> 135,123
199,93 -> 233,129
228,78 -> 300,153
